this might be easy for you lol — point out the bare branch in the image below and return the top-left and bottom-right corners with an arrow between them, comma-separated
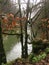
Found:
2,32 -> 21,36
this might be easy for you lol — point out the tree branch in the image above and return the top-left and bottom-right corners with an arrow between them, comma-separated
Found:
2,32 -> 21,36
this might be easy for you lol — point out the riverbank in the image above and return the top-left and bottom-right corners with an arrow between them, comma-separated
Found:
2,54 -> 49,65
13,54 -> 49,65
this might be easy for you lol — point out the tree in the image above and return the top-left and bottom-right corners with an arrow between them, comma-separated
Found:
0,18 -> 6,65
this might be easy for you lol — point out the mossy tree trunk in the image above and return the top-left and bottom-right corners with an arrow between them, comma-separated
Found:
0,19 -> 6,65
24,21 -> 28,58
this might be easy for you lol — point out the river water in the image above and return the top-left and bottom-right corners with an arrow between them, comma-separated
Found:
6,42 -> 32,62
5,5 -> 41,62
6,24 -> 32,62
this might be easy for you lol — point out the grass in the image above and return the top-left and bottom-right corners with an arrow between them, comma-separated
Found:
3,35 -> 20,53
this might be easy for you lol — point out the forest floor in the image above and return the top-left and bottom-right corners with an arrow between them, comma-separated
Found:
13,54 -> 49,65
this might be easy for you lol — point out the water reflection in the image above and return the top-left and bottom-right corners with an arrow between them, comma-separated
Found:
6,42 -> 32,62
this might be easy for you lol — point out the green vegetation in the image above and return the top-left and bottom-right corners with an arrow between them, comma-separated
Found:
45,47 -> 49,54
2,61 -> 13,65
29,52 -> 47,63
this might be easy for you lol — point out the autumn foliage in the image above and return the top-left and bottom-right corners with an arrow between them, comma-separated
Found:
41,18 -> 49,39
1,13 -> 27,32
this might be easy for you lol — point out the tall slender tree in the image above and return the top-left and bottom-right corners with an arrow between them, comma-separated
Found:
0,17 -> 6,65
18,0 -> 24,58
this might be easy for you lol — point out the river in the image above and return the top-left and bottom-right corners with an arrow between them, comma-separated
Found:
4,4 -> 41,62
6,42 -> 32,62
5,24 -> 32,62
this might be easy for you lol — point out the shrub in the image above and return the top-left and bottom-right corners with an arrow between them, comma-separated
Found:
29,52 -> 46,63
45,47 -> 49,54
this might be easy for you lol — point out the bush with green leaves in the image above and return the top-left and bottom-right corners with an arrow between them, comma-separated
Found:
28,53 -> 35,61
45,47 -> 49,54
29,52 -> 46,63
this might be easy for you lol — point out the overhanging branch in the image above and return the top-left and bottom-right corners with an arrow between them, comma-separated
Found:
2,32 -> 21,36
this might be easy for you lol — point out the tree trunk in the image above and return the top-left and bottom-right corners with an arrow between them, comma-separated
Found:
0,19 -> 6,65
24,21 -> 28,58
18,0 -> 24,58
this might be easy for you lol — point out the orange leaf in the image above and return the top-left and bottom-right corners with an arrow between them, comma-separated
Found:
15,17 -> 20,21
7,13 -> 14,18
8,24 -> 12,30
12,21 -> 16,27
